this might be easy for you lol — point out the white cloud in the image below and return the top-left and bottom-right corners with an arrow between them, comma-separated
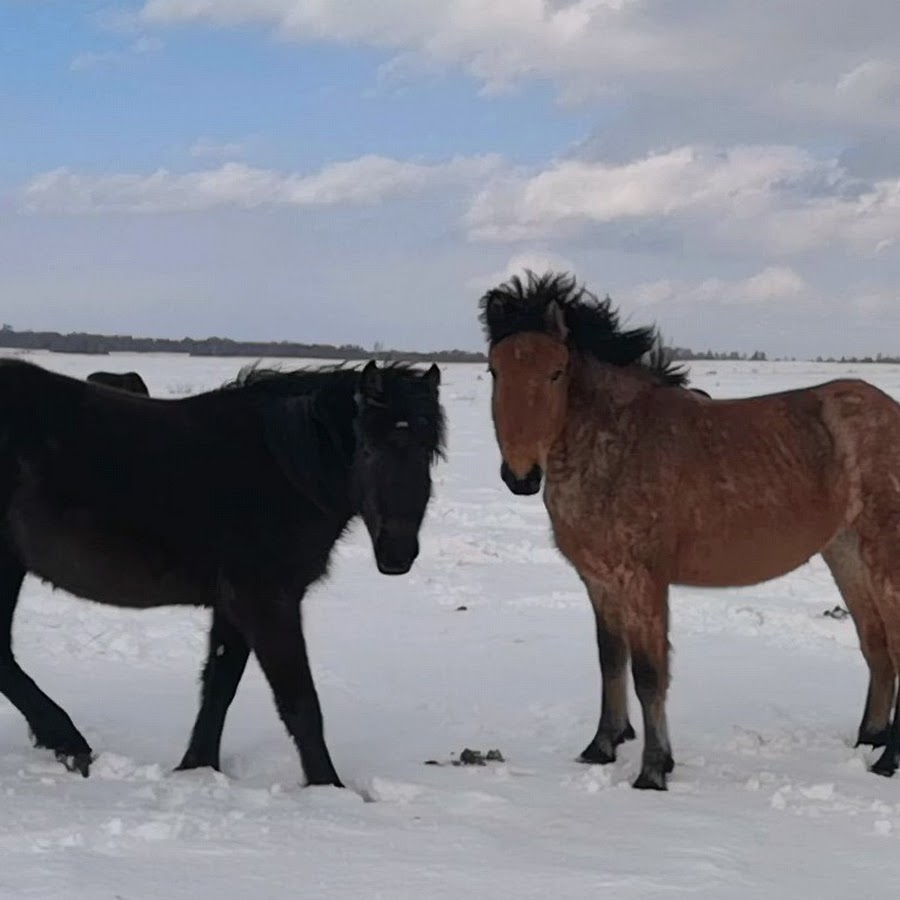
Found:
139,1 -> 900,129
70,35 -> 163,71
627,267 -> 812,310
465,250 -> 578,293
465,144 -> 900,258
850,289 -> 900,317
21,154 -> 503,214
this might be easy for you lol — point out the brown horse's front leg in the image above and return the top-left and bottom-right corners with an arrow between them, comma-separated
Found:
625,576 -> 673,790
871,683 -> 900,776
578,578 -> 634,764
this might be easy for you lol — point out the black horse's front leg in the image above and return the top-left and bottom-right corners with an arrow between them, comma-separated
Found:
177,607 -> 250,772
0,548 -> 93,775
248,600 -> 342,788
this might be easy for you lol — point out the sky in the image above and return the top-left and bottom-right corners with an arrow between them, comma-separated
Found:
3,1 -> 900,357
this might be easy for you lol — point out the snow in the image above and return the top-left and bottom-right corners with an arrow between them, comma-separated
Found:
2,350 -> 900,898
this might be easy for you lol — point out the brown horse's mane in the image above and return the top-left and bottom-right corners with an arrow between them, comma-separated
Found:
478,270 -> 689,388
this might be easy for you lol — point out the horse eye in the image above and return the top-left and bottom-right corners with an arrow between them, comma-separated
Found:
550,369 -> 564,382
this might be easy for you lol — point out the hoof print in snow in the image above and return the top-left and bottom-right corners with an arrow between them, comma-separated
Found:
823,605 -> 850,620
424,747 -> 505,767
455,747 -> 505,766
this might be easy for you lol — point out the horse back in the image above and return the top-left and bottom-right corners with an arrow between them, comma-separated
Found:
0,359 -> 338,608
667,377 -> 900,585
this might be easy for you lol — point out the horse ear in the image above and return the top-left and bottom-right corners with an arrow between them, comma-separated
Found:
423,363 -> 440,390
545,300 -> 568,341
359,360 -> 383,403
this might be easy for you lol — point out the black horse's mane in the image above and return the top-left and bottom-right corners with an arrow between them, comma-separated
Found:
222,360 -> 447,461
224,359 -> 418,394
478,270 -> 689,388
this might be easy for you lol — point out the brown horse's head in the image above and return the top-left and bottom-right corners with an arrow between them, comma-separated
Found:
481,276 -> 573,496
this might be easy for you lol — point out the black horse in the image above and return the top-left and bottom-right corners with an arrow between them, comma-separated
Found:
0,357 -> 445,788
86,370 -> 150,396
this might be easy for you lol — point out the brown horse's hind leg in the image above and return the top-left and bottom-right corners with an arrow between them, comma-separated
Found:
624,575 -> 673,791
578,578 -> 635,765
850,519 -> 900,777
822,531 -> 896,747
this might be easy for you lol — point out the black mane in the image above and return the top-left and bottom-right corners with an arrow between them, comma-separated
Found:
223,360 -> 447,463
478,270 -> 689,388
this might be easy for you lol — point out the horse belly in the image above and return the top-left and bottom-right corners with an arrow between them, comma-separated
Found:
675,516 -> 840,588
7,500 -> 212,609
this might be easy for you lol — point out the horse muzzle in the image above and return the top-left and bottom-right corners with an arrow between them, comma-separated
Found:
373,532 -> 419,575
500,461 -> 543,496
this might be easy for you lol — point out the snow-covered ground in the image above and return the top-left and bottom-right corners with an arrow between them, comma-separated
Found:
2,350 -> 900,899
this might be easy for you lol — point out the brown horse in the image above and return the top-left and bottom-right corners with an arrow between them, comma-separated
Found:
479,270 -> 900,790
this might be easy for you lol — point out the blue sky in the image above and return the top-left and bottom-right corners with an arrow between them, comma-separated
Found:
3,1 -> 900,356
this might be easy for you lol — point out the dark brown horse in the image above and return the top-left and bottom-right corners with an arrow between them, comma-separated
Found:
87,371 -> 149,395
479,270 -> 900,790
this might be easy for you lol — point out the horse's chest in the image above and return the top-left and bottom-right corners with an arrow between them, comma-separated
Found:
544,470 -> 659,576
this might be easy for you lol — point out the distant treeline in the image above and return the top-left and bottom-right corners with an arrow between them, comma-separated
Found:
0,325 -> 485,363
814,354 -> 900,364
668,348 -> 769,361
4,325 -> 890,364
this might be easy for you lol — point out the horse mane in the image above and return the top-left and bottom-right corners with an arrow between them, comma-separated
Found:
222,360 -> 447,463
478,270 -> 689,388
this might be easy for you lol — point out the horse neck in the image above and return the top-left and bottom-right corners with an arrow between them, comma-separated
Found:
552,354 -> 650,470
306,383 -> 359,517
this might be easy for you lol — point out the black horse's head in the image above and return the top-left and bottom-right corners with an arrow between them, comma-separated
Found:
352,361 -> 445,575
87,370 -> 150,396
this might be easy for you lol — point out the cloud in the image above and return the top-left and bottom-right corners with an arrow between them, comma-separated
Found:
70,35 -> 163,72
21,154 -> 503,214
465,144 -> 900,258
627,267 -> 812,310
139,1 -> 900,131
465,249 -> 578,293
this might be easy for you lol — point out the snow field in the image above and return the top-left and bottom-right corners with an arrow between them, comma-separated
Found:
1,351 -> 899,898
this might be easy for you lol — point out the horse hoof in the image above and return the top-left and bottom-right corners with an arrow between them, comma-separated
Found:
578,724 -> 636,764
855,728 -> 889,749
578,743 -> 616,765
56,750 -> 93,778
632,769 -> 667,790
174,755 -> 220,773
305,775 -> 344,789
870,754 -> 898,778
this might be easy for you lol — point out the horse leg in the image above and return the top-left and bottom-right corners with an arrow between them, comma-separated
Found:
176,607 -> 250,772
240,598 -> 342,788
871,692 -> 900,777
822,534 -> 895,747
0,545 -> 93,775
625,576 -> 673,791
578,578 -> 634,764
852,526 -> 900,776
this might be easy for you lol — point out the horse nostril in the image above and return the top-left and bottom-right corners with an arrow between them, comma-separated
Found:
500,461 -> 543,495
